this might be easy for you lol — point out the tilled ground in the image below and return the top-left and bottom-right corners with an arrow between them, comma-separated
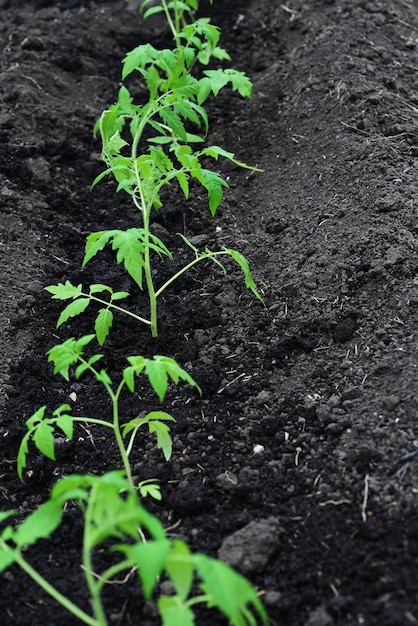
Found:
1,1 -> 418,625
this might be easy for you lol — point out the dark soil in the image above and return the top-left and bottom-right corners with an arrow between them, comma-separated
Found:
1,0 -> 418,624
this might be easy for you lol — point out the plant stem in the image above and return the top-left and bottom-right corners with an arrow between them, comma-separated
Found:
155,250 -> 227,299
160,0 -> 179,40
109,381 -> 134,486
83,485 -> 108,626
87,294 -> 151,328
132,160 -> 159,338
94,559 -> 134,595
11,548 -> 98,626
74,357 -> 133,485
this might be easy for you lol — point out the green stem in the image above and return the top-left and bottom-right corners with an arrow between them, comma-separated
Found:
86,294 -> 151,328
70,417 -> 115,429
74,358 -> 133,486
161,0 -> 179,40
10,548 -> 98,626
83,485 -> 108,626
94,559 -> 134,596
155,250 -> 227,299
109,381 -> 134,486
132,162 -> 158,338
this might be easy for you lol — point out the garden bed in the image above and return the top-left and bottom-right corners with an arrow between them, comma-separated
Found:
1,0 -> 418,624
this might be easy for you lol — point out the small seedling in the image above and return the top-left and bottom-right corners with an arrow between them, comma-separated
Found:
0,471 -> 268,626
18,334 -> 201,487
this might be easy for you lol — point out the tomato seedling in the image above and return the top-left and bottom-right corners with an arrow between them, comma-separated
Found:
18,334 -> 201,488
0,471 -> 268,626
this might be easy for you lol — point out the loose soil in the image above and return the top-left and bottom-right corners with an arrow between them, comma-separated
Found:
1,0 -> 418,625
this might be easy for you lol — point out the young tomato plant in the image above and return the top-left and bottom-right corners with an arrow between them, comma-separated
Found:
45,39 -> 262,340
0,471 -> 268,626
17,334 -> 201,489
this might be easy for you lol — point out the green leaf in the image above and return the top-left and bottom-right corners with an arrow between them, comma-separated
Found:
14,499 -> 64,548
202,145 -> 262,171
56,298 -> 90,328
148,419 -> 173,461
200,169 -> 229,216
122,367 -> 135,393
138,480 -> 162,501
95,369 -> 113,386
224,248 -> 264,303
202,69 -> 230,96
33,421 -> 55,462
154,355 -> 201,395
111,230 -> 147,289
227,69 -> 253,99
123,540 -> 171,599
195,554 -> 268,626
160,109 -> 187,142
143,5 -> 164,20
55,413 -> 74,440
46,335 -> 95,380
166,540 -> 194,601
176,171 -> 189,198
75,354 -> 103,379
0,548 -> 16,572
202,69 -> 253,99
111,291 -> 130,301
89,284 -> 112,295
158,595 -> 195,626
197,77 -> 212,104
83,231 -> 115,267
95,308 -> 113,346
0,511 -> 17,525
44,281 -> 83,300
18,406 -> 46,480
144,359 -> 169,402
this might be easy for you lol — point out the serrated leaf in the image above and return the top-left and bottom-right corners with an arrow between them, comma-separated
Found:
95,308 -> 113,346
200,169 -> 229,216
83,230 -> 115,267
75,354 -> 103,380
149,420 -> 173,461
175,171 -> 189,198
111,230 -> 147,289
44,281 -> 83,300
227,69 -> 253,99
202,69 -> 229,96
202,145 -> 262,171
160,109 -> 187,142
56,298 -> 90,328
